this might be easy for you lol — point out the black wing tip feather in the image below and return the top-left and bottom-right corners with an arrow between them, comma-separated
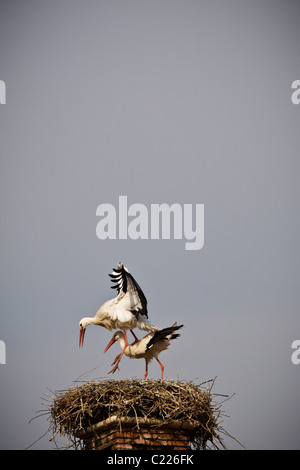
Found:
108,263 -> 127,293
170,333 -> 181,340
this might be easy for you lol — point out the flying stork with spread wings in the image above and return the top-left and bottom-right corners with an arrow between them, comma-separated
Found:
79,262 -> 160,373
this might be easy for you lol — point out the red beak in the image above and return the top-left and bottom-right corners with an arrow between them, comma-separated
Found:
104,337 -> 116,353
79,328 -> 86,348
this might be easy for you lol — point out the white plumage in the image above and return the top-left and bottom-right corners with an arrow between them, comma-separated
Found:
79,262 -> 159,373
104,323 -> 183,379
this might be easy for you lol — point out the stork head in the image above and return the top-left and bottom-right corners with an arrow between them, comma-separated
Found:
79,317 -> 90,348
103,331 -> 124,353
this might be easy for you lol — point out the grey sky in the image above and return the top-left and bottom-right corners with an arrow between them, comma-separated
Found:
0,0 -> 300,449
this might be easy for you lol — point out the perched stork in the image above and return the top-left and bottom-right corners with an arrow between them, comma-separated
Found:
79,262 -> 160,373
104,322 -> 183,379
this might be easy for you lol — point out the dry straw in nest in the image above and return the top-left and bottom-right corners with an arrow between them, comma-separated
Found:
42,378 -> 235,449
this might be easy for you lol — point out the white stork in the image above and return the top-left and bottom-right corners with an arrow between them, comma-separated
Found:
104,322 -> 183,379
79,262 -> 160,373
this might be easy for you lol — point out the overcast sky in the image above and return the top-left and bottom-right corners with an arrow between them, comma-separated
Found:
0,0 -> 300,449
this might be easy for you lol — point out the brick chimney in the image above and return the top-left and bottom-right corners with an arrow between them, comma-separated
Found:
75,416 -> 199,450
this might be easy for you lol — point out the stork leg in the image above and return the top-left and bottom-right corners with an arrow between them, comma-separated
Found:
144,360 -> 149,380
130,329 -> 139,345
110,353 -> 122,365
108,330 -> 129,374
156,358 -> 164,380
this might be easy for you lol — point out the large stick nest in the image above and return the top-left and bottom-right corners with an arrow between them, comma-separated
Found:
44,378 -> 234,449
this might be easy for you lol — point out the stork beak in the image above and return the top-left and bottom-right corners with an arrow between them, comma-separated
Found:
104,337 -> 116,353
79,328 -> 86,348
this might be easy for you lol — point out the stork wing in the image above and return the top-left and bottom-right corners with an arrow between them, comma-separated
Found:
109,263 -> 148,318
146,323 -> 183,351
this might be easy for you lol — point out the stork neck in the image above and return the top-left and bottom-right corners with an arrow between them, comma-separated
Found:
83,316 -> 98,327
90,316 -> 99,326
118,337 -> 127,350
